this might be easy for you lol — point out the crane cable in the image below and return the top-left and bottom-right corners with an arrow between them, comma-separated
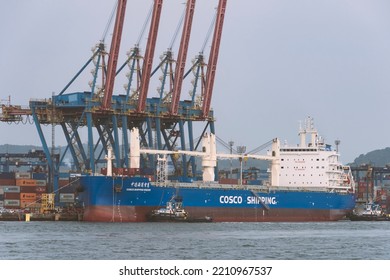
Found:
247,139 -> 275,155
101,0 -> 119,43
169,2 -> 186,50
200,7 -> 217,54
216,136 -> 238,154
136,1 -> 154,46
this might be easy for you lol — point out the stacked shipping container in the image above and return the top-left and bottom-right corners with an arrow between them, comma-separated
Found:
0,172 -> 47,211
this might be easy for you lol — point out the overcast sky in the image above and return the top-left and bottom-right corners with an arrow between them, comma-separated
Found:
1,0 -> 390,163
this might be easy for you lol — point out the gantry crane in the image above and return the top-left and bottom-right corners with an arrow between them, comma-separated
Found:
0,0 -> 228,198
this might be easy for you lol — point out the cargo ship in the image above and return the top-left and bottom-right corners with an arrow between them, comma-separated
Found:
77,117 -> 356,222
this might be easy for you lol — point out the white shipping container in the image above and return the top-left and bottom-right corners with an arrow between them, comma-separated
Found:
59,193 -> 75,203
0,188 -> 4,195
60,194 -> 75,199
15,172 -> 31,179
4,186 -> 20,193
35,180 -> 47,186
4,199 -> 20,206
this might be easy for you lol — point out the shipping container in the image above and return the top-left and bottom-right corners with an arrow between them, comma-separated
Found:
20,201 -> 41,209
59,179 -> 70,188
20,186 -> 47,193
0,188 -> 3,195
35,186 -> 47,193
4,192 -> 20,200
15,179 -> 47,187
103,167 -> 141,176
15,172 -> 31,179
35,180 -> 47,186
219,178 -> 239,184
0,179 -> 16,186
0,201 -> 4,207
60,193 -> 74,199
20,186 -> 34,193
16,179 -> 35,187
0,172 -> 15,179
32,173 -> 47,180
3,186 -> 20,193
20,193 -> 37,201
4,199 -> 20,207
59,193 -> 75,203
0,194 -> 3,200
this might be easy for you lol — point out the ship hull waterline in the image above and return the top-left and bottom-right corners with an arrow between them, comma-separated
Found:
83,205 -> 351,223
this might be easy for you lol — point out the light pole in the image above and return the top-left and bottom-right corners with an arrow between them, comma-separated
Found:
229,141 -> 234,178
236,146 -> 246,185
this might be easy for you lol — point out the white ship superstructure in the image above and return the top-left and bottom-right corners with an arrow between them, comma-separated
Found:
277,117 -> 354,192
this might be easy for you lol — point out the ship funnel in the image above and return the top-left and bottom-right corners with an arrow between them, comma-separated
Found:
130,127 -> 141,169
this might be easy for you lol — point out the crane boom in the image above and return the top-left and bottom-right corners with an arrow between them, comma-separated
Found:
102,0 -> 128,109
170,0 -> 196,115
137,0 -> 164,113
201,0 -> 227,118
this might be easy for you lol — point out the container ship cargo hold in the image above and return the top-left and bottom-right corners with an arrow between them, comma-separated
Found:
77,118 -> 356,222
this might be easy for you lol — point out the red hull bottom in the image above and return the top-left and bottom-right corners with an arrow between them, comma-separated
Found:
82,206 -> 350,222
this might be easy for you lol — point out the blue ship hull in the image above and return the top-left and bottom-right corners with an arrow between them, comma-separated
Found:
77,176 -> 356,222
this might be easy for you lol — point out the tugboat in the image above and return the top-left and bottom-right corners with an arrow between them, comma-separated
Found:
147,196 -> 212,222
348,203 -> 389,221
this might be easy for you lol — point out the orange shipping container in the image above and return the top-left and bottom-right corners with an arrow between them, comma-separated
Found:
20,193 -> 37,201
16,179 -> 46,187
16,179 -> 37,187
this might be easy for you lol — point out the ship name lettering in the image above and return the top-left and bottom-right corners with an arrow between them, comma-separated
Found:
130,182 -> 150,188
219,195 -> 243,204
247,196 -> 277,205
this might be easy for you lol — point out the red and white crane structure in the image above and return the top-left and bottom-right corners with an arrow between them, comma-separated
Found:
202,0 -> 227,118
137,0 -> 164,113
170,0 -> 197,115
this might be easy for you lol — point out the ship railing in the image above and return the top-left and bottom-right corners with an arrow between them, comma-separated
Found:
171,182 -> 255,190
166,181 -> 353,193
267,185 -> 352,193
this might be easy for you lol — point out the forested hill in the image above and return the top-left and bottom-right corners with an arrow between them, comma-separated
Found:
0,144 -> 42,154
349,147 -> 390,167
